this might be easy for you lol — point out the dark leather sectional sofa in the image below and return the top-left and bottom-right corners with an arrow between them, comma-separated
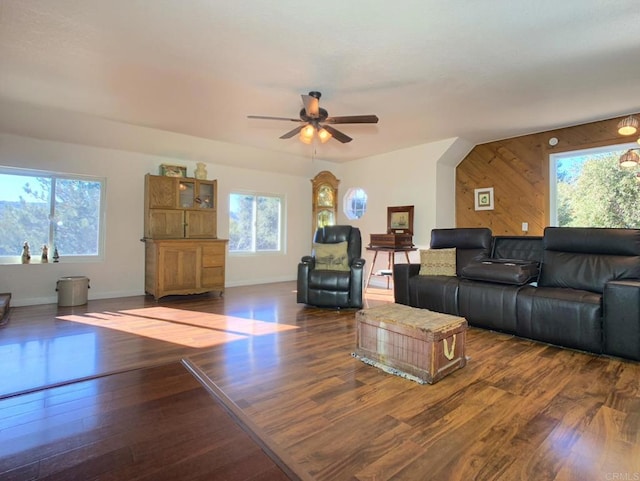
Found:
393,227 -> 640,361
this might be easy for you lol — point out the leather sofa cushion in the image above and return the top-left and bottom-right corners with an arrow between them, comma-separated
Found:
491,236 -> 543,263
458,280 -> 520,333
309,270 -> 351,291
517,285 -> 603,353
461,259 -> 539,285
408,275 -> 460,315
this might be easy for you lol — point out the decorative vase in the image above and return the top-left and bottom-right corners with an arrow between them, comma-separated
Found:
195,162 -> 207,180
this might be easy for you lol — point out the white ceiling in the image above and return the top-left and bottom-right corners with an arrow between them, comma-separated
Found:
1,0 -> 640,163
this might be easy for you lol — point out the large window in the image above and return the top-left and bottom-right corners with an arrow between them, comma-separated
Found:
229,192 -> 284,254
550,143 -> 640,228
0,167 -> 105,262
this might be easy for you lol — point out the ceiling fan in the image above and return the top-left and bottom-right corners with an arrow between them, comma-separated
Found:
247,91 -> 379,144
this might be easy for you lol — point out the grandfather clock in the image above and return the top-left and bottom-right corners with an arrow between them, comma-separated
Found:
311,171 -> 340,240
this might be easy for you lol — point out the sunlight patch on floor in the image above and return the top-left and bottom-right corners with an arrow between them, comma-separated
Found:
57,307 -> 299,348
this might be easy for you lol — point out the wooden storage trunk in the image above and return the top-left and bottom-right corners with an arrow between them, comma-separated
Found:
355,303 -> 467,384
369,233 -> 414,248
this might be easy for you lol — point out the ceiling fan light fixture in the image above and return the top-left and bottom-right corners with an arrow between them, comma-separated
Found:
248,91 -> 379,144
618,115 -> 639,136
299,125 -> 315,144
318,127 -> 332,143
619,149 -> 640,168
299,131 -> 313,144
302,124 -> 315,137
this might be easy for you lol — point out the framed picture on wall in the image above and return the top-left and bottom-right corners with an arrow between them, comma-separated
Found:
474,187 -> 494,211
387,205 -> 414,234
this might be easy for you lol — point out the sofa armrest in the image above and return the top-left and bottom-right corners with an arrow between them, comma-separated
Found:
393,263 -> 420,305
352,257 -> 366,269
296,257 -> 314,304
350,260 -> 366,308
603,279 -> 640,361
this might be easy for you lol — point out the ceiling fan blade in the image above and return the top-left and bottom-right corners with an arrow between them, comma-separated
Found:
302,94 -> 320,118
325,114 -> 379,124
248,115 -> 301,122
279,125 -> 305,139
323,125 -> 352,143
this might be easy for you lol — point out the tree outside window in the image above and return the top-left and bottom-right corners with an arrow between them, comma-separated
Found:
0,169 -> 104,260
552,144 -> 640,228
229,192 -> 283,253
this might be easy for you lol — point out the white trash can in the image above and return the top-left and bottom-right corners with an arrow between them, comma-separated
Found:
56,276 -> 90,307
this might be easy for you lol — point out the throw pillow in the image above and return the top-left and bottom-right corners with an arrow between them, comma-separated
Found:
313,241 -> 350,271
419,248 -> 457,276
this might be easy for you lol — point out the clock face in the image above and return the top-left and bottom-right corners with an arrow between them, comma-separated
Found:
317,184 -> 334,207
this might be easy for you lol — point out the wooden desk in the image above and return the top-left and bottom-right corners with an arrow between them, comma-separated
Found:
365,246 -> 417,290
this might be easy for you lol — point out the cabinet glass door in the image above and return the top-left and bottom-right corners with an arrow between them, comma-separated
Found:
317,209 -> 335,229
179,180 -> 195,208
197,182 -> 214,209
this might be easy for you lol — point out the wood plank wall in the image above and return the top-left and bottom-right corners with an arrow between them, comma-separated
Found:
455,113 -> 640,235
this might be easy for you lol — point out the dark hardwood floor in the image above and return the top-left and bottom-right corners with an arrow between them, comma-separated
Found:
1,282 -> 639,480
0,362 -> 292,481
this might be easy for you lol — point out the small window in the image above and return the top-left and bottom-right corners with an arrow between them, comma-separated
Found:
229,192 -> 284,254
343,188 -> 367,220
0,167 -> 105,263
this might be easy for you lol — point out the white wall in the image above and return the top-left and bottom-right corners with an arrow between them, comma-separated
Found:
0,131 -> 337,306
220,163 -> 318,287
338,138 -> 474,269
0,101 -> 473,306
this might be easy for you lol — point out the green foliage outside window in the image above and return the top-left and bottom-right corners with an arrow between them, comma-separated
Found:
0,171 -> 103,258
556,151 -> 640,228
229,192 -> 282,253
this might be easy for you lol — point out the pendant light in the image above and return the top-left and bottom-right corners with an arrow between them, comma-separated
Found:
619,149 -> 640,168
617,115 -> 639,136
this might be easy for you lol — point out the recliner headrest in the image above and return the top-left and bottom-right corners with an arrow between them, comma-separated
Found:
431,228 -> 492,250
544,227 -> 640,256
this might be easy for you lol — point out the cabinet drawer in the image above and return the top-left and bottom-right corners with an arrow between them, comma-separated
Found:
202,244 -> 225,267
202,266 -> 224,287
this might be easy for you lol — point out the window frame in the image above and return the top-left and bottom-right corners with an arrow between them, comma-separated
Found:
228,190 -> 286,256
0,166 -> 107,264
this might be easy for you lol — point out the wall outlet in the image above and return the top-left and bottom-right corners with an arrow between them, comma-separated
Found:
522,222 -> 529,232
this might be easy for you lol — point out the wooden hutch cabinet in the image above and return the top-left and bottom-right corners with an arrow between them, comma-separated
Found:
144,174 -> 217,238
143,174 -> 227,299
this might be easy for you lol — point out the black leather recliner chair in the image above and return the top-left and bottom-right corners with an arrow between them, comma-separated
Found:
297,225 -> 366,308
